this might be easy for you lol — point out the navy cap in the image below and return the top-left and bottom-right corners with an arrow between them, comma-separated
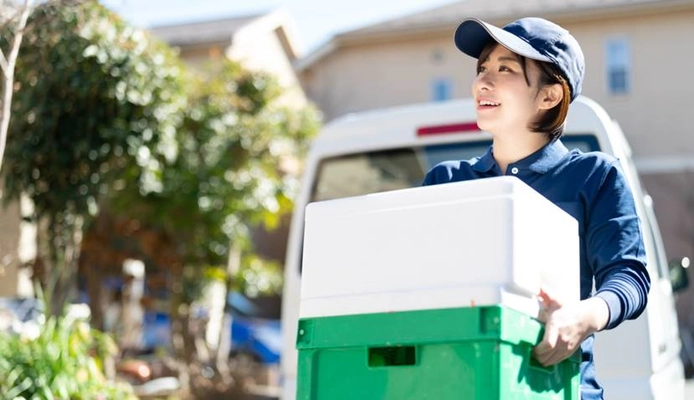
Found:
454,17 -> 585,102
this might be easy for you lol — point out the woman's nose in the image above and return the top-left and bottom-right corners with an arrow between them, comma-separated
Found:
474,72 -> 493,92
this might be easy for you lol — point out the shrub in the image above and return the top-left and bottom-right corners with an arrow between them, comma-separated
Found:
0,312 -> 137,399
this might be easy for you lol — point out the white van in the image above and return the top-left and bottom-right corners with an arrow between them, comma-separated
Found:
280,96 -> 687,400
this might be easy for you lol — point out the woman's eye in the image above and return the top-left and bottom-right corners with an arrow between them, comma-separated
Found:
476,66 -> 486,74
499,66 -> 511,72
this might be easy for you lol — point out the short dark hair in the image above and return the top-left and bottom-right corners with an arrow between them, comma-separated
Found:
533,61 -> 571,141
477,43 -> 571,141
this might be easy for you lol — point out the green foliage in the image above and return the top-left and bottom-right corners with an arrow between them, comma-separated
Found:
0,0 -> 187,314
111,60 -> 320,296
0,315 -> 136,399
1,0 -> 320,301
190,257 -> 283,301
2,0 -> 186,221
235,254 -> 284,297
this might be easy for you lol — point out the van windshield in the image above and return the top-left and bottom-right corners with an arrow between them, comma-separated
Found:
310,136 -> 599,202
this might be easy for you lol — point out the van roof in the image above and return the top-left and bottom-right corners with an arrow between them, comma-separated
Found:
310,96 -> 628,159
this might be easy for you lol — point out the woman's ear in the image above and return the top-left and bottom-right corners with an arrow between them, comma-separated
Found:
539,83 -> 563,110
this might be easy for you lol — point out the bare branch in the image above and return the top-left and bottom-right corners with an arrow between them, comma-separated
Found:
0,0 -> 32,171
0,2 -> 23,72
0,49 -> 8,74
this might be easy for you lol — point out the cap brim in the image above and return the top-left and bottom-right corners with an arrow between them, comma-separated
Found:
454,18 -> 551,63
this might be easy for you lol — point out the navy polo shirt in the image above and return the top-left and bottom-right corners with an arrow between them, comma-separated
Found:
422,139 -> 650,399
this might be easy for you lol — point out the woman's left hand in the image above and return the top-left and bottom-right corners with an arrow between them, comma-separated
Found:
532,289 -> 609,366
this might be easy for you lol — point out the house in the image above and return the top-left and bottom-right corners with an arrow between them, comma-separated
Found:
149,9 -> 307,107
295,0 -> 694,355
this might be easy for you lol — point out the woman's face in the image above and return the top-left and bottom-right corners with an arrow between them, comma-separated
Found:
472,44 -> 546,136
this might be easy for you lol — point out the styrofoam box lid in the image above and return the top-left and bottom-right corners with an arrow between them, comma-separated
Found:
299,176 -> 579,318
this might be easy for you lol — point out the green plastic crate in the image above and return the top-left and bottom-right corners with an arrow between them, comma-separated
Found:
296,305 -> 580,400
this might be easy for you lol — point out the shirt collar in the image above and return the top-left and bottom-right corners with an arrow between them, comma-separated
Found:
473,139 -> 569,174
472,146 -> 497,173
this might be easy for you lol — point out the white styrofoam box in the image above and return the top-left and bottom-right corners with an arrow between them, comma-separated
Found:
299,176 -> 579,319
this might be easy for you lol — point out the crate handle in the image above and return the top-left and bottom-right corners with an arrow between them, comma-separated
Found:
368,346 -> 416,367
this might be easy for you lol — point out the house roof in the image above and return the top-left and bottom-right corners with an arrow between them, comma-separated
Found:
149,9 -> 304,60
296,0 -> 694,71
347,0 -> 674,36
149,13 -> 263,47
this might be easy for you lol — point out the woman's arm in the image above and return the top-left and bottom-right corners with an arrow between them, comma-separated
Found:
533,158 -> 651,366
586,160 -> 650,329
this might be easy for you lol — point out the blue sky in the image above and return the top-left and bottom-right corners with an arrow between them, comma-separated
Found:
101,0 -> 458,54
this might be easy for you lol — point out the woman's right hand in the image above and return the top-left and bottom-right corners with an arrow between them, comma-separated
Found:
532,289 -> 608,366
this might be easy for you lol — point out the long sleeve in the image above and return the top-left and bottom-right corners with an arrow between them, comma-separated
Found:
585,160 -> 650,329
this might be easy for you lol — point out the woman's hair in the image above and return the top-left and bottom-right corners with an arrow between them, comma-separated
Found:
477,42 -> 571,141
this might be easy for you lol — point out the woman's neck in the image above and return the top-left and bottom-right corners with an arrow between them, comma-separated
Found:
492,133 -> 550,174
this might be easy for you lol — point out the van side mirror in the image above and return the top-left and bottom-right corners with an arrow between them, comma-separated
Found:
669,257 -> 690,293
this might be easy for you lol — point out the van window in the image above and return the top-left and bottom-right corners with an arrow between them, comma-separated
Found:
310,135 -> 599,202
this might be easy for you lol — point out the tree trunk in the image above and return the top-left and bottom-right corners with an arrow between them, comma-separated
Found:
169,263 -> 192,394
215,241 -> 241,369
40,210 -> 83,317
85,261 -> 104,330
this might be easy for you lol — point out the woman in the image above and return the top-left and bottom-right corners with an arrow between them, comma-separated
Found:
422,17 -> 650,399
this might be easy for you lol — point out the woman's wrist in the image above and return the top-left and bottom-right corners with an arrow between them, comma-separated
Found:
582,296 -> 610,333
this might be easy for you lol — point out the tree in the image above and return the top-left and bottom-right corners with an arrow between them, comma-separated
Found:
1,0 -> 186,316
2,1 -> 320,395
104,60 -> 319,395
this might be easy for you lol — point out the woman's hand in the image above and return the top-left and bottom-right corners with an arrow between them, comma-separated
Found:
532,289 -> 610,366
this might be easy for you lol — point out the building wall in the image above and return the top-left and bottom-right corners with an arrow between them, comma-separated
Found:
0,197 -> 33,298
563,10 -> 694,160
177,44 -> 227,67
301,35 -> 459,121
0,200 -> 21,296
229,27 -> 306,106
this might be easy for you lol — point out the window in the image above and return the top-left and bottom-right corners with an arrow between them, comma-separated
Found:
605,38 -> 632,95
431,78 -> 452,102
309,135 -> 599,202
